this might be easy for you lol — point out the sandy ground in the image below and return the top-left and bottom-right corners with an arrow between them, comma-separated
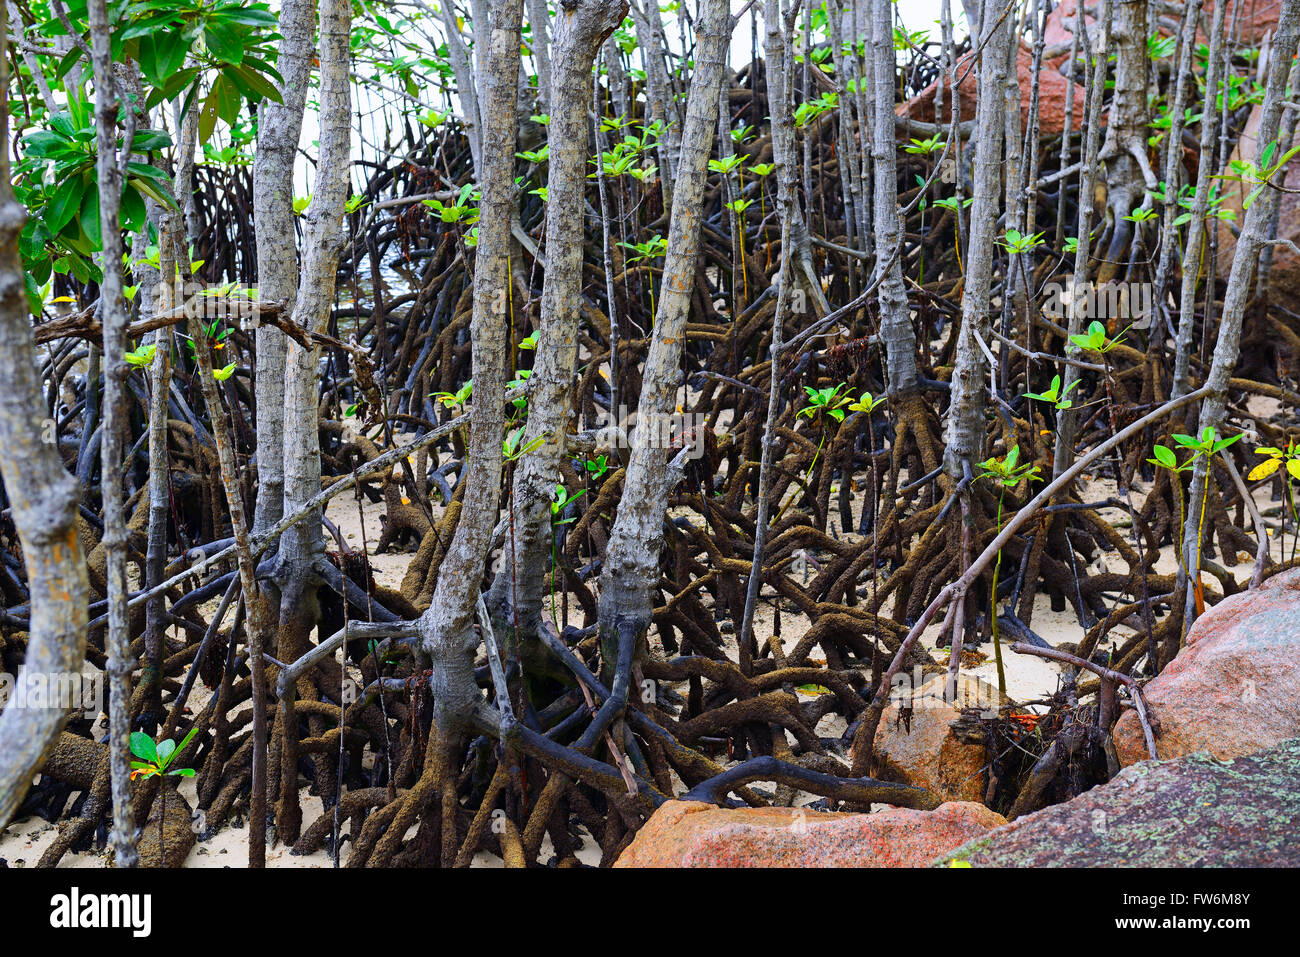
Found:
4,406 -> 1296,866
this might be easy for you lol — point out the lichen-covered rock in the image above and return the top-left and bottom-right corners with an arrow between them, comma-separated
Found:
936,738 -> 1300,867
614,800 -> 1005,868
1113,568 -> 1300,767
871,673 -> 1000,803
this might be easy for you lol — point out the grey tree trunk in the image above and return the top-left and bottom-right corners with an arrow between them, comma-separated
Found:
595,0 -> 731,680
88,0 -> 138,867
487,0 -> 627,638
1172,0 -> 1227,399
1098,0 -> 1156,267
420,0 -> 523,738
439,0 -> 485,175
251,0 -> 316,536
269,0 -> 352,845
762,0 -> 831,317
279,0 -> 353,574
941,0 -> 1009,480
0,5 -> 90,830
1052,0 -> 1113,479
869,0 -> 917,396
631,0 -> 681,207
528,0 -> 552,115
1180,0 -> 1300,628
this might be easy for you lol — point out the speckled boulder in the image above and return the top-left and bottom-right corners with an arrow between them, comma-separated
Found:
1113,568 -> 1300,767
937,738 -> 1300,867
614,800 -> 1005,868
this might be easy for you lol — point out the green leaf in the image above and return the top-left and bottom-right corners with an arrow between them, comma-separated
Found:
46,176 -> 83,234
80,188 -> 101,251
231,62 -> 282,103
1151,444 -> 1177,469
156,738 -> 177,765
130,732 -> 158,763
171,726 -> 200,765
204,20 -> 245,65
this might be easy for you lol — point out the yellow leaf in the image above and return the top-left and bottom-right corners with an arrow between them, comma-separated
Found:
796,683 -> 832,696
50,295 -> 77,303
1289,459 -> 1300,481
400,496 -> 411,506
1247,458 -> 1281,481
949,860 -> 972,868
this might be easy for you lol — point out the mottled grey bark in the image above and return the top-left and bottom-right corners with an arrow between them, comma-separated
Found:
141,94 -> 195,724
88,0 -> 137,867
5,3 -> 57,113
630,0 -> 680,207
1052,0 -> 1112,479
279,0 -> 353,573
0,5 -> 89,829
1181,0 -> 1300,627
439,0 -> 484,175
1172,0 -> 1225,400
941,0 -> 1009,480
421,0 -> 522,737
762,0 -> 830,317
487,0 -> 627,638
528,0 -> 552,114
1099,0 -> 1157,264
1150,0 -> 1200,320
596,0 -> 730,675
870,0 -> 917,396
252,0 -> 316,536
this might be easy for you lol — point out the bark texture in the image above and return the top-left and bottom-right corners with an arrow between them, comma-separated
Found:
0,6 -> 89,829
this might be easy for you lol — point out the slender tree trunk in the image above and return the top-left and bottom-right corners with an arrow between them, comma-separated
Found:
487,0 -> 628,638
631,0 -> 680,208
440,0 -> 484,175
279,0 -> 352,574
596,0 -> 731,689
528,0 -> 552,115
942,0 -> 1010,481
1052,0 -> 1113,478
1181,0 -> 1300,629
1098,0 -> 1155,280
870,0 -> 917,396
0,5 -> 89,829
272,0 -> 352,845
420,0 -> 523,738
252,0 -> 316,537
763,0 -> 830,317
88,0 -> 138,868
1172,0 -> 1227,399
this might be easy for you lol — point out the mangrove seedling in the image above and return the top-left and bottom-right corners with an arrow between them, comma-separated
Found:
977,445 -> 1042,697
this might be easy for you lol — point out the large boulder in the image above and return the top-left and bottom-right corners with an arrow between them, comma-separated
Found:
937,738 -> 1300,866
1113,568 -> 1300,766
615,799 -> 1005,868
1046,1 -> 1282,51
896,46 -> 1086,138
870,673 -> 1000,803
